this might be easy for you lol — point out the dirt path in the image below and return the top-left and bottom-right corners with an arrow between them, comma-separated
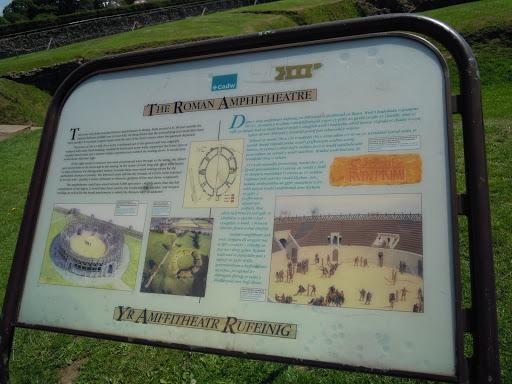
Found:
144,250 -> 171,289
0,125 -> 42,142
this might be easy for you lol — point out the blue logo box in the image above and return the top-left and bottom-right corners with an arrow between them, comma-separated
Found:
212,74 -> 238,91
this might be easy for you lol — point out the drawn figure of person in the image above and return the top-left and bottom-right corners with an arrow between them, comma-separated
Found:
354,256 -> 359,266
295,285 -> 306,296
360,288 -> 366,301
364,258 -> 368,267
315,253 -> 320,264
413,303 -> 419,312
287,262 -> 293,282
417,287 -> 422,299
310,284 -> 317,296
389,292 -> 395,308
365,291 -> 372,305
327,254 -> 331,265
401,287 -> 408,301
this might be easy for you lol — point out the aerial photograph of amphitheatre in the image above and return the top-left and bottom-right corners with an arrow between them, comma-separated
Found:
140,217 -> 213,297
39,203 -> 145,290
269,194 -> 424,313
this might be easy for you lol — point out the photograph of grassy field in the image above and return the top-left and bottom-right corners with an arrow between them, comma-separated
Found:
0,0 -> 510,382
140,218 -> 213,297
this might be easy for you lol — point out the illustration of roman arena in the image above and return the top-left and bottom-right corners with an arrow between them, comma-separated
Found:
269,213 -> 424,312
51,219 -> 125,277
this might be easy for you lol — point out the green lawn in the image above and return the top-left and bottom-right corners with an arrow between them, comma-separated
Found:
0,0 -> 362,77
142,231 -> 176,276
0,0 -> 510,382
0,79 -> 51,126
176,252 -> 195,270
141,231 -> 210,296
199,233 -> 213,255
0,129 -> 42,302
419,0 -> 512,34
174,231 -> 195,249
38,217 -> 75,286
37,213 -> 142,289
121,237 -> 143,289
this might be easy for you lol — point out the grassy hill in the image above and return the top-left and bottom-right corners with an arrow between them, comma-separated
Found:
0,0 -> 510,382
0,79 -> 51,125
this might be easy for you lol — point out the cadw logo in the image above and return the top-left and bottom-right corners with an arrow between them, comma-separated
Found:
212,74 -> 238,91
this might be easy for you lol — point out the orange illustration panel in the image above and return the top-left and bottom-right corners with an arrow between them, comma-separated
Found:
330,154 -> 422,186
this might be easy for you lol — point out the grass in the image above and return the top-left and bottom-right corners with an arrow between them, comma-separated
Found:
419,0 -> 512,122
176,252 -> 195,269
175,231 -> 195,249
0,129 -> 42,302
37,213 -> 142,289
142,231 -> 210,296
199,233 -> 212,255
143,232 -> 174,274
121,237 -> 143,288
0,0 -> 363,77
0,0 -> 510,382
0,79 -> 51,125
38,217 -> 79,287
419,0 -> 512,34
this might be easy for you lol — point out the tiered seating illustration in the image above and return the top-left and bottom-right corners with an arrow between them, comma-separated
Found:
273,216 -> 422,255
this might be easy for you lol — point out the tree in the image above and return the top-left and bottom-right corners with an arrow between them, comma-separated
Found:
58,0 -> 95,15
3,0 -> 34,23
57,0 -> 80,15
3,11 -> 29,23
0,16 -> 10,25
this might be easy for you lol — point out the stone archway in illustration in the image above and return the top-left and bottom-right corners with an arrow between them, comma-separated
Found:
333,249 -> 339,262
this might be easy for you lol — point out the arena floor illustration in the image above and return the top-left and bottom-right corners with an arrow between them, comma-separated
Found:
268,214 -> 424,312
51,219 -> 124,276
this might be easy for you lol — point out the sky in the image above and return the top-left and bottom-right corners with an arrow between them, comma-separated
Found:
275,194 -> 422,217
0,0 -> 9,16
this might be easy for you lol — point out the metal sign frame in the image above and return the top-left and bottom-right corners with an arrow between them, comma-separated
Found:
0,14 -> 500,383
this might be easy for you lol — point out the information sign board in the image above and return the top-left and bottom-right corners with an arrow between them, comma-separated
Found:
14,33 -> 459,379
5,15 -> 503,383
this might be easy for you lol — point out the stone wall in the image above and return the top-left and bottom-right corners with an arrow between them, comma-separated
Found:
2,58 -> 85,95
362,0 -> 476,14
1,0 -> 479,93
0,0 -> 274,60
